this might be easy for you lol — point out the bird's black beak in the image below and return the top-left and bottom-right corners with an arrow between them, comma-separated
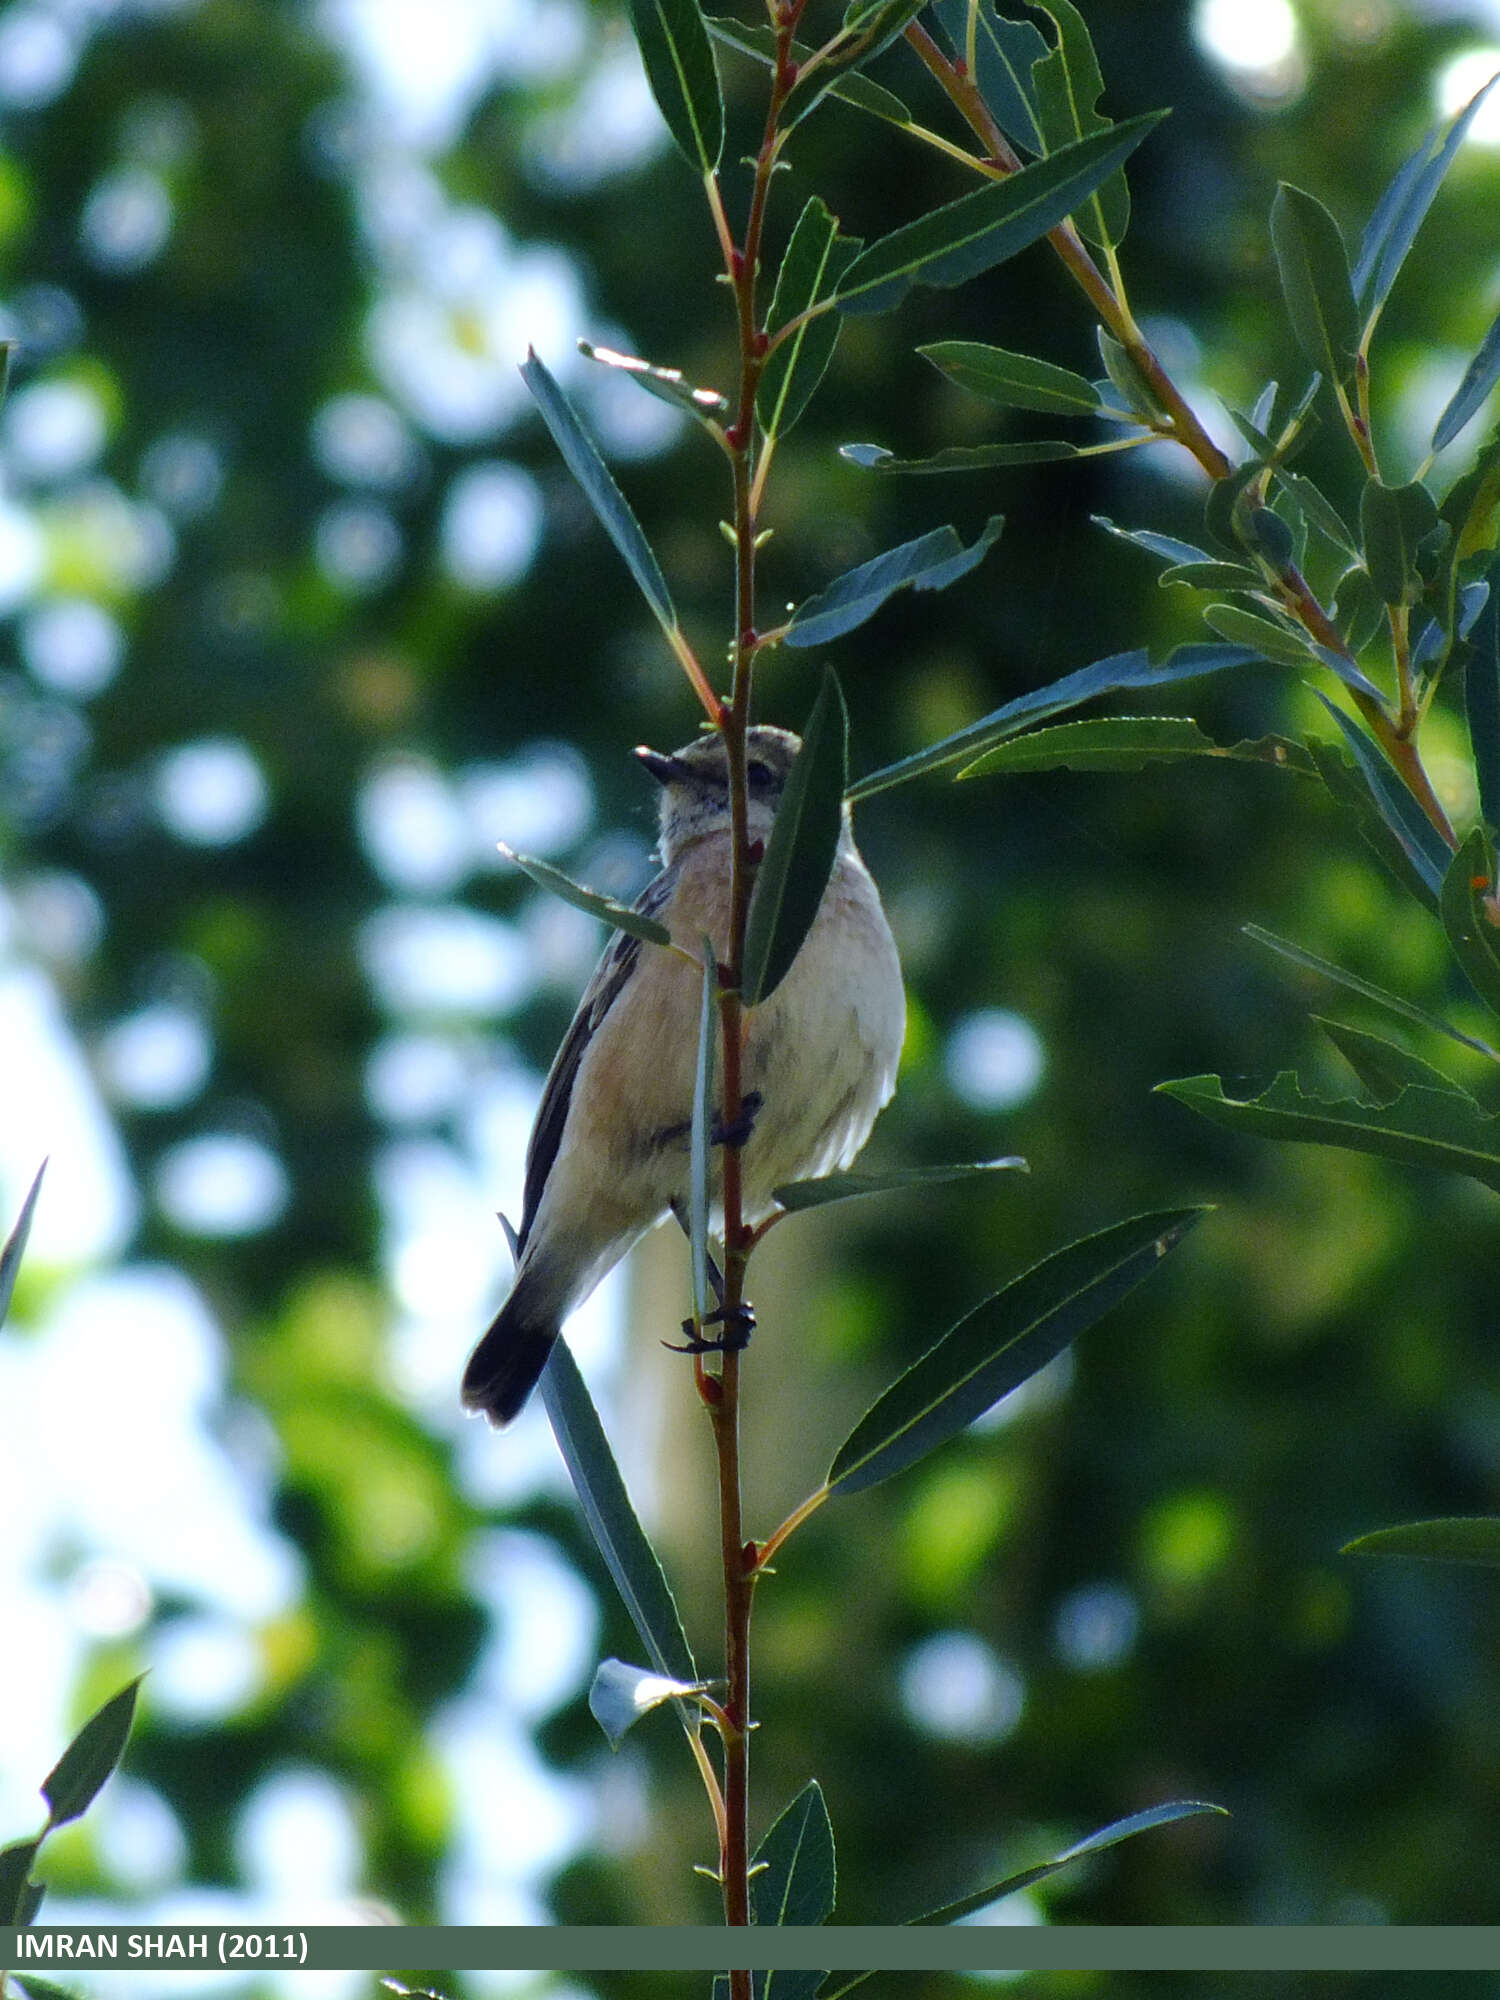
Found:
635,746 -> 686,787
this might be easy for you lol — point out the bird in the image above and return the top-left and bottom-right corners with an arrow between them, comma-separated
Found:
461,723 -> 905,1427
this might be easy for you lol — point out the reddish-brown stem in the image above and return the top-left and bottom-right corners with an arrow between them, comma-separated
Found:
698,18 -> 802,1986
901,19 -> 1231,482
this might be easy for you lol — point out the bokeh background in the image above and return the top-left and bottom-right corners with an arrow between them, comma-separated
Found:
5,0 -> 1500,1990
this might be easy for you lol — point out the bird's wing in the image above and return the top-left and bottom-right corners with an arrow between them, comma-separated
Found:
517,863 -> 677,1248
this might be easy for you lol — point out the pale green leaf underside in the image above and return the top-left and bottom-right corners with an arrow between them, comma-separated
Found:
500,846 -> 672,948
774,1157 -> 1026,1210
1344,1517 -> 1500,1565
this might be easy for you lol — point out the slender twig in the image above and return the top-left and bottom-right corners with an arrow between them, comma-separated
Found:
897,16 -> 1468,840
753,1481 -> 833,1572
687,1715 -> 730,1856
900,19 -> 1231,484
694,12 -> 807,1982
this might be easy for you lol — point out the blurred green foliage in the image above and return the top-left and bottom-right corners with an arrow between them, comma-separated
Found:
7,0 -> 1500,1989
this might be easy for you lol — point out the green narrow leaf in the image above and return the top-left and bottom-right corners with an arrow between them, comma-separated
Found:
1223,402 -> 1283,462
1092,516 -> 1215,567
840,436 -> 1145,473
1433,308 -> 1500,452
911,1801 -> 1230,1925
1344,1517 -> 1500,1565
499,845 -> 673,948
1205,602 -> 1388,705
752,1780 -> 835,2000
1333,560 -> 1388,656
846,642 -> 1259,800
1159,560 -> 1265,592
540,1339 -> 697,1684
690,939 -> 717,1325
827,1209 -> 1208,1495
578,340 -> 727,421
1441,437 -> 1500,572
1157,1072 -> 1500,1194
779,0 -> 927,128
626,0 -> 724,171
1270,182 -> 1359,387
930,0 -> 1047,153
1277,468 -> 1360,558
1202,458 -> 1263,559
774,1157 -> 1026,1211
520,350 -> 678,639
1315,1016 -> 1472,1104
742,669 -> 848,1006
1029,0 -> 1129,247
704,15 -> 912,126
1245,920 -> 1500,1061
813,1795 -> 1226,2000
1096,326 -> 1167,422
1243,503 -> 1298,571
1200,601 -> 1324,668
1305,738 -> 1435,906
1440,832 -> 1500,1020
1360,477 -> 1440,606
588,1658 -> 706,1748
834,112 -> 1165,315
1312,693 -> 1450,901
759,199 -> 863,442
785,516 -> 1003,648
42,1677 -> 143,1830
1466,556 -> 1500,833
752,1780 -> 836,1927
0,1158 -> 46,1332
957,715 -> 1313,779
919,341 -> 1102,415
0,1838 -> 42,1927
1354,75 -> 1500,315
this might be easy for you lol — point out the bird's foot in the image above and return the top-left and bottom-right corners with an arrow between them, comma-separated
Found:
711,1091 -> 763,1150
665,1301 -> 756,1354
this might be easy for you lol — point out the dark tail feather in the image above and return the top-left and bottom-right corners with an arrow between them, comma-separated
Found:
462,1292 -> 559,1427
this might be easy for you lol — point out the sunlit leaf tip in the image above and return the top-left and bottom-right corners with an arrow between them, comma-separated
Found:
579,339 -> 728,418
588,1658 -> 708,1747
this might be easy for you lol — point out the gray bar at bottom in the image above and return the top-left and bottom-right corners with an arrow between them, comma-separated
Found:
3,1927 -> 1500,1972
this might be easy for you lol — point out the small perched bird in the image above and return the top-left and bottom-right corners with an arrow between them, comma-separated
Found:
462,724 -> 905,1427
